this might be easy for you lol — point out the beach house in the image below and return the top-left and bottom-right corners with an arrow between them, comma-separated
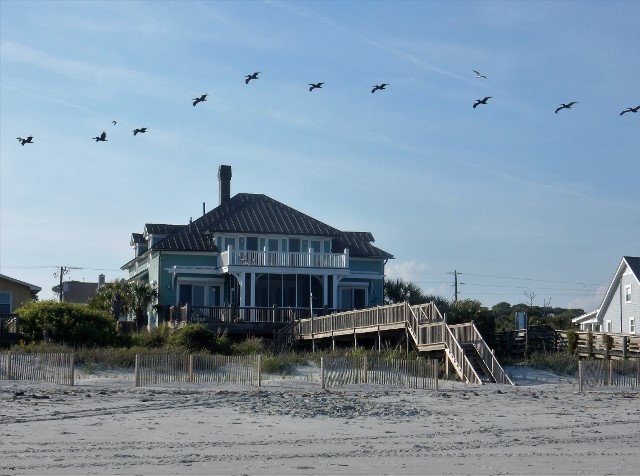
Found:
122,165 -> 393,328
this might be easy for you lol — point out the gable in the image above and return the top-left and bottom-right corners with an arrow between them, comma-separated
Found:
596,256 -> 640,322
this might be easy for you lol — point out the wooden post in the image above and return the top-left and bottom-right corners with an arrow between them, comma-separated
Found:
378,327 -> 382,352
578,360 -> 583,392
321,356 -> 325,390
257,354 -> 262,388
434,360 -> 439,391
622,336 -> 628,360
354,329 -> 357,349
608,359 -> 613,386
70,353 -> 75,386
444,356 -> 449,379
405,325 -> 409,357
7,352 -> 12,380
363,355 -> 368,384
135,354 -> 140,388
188,355 -> 194,382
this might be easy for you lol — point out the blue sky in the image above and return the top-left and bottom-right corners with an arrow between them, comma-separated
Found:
1,0 -> 638,311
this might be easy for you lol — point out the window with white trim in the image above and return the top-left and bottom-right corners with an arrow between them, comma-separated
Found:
624,285 -> 632,303
630,317 -> 636,335
605,320 -> 612,333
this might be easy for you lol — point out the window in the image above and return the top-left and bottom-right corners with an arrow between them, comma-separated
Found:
624,285 -> 632,303
289,238 -> 301,252
605,320 -> 612,333
0,291 -> 11,314
246,237 -> 258,251
224,237 -> 236,251
630,317 -> 636,335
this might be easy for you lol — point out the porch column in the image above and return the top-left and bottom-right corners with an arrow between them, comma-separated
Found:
239,272 -> 246,307
332,275 -> 342,311
323,275 -> 328,307
250,272 -> 256,308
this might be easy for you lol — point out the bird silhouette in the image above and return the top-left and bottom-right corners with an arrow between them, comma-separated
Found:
372,83 -> 388,93
16,136 -> 34,146
93,131 -> 108,142
112,120 -> 117,125
309,82 -> 324,92
245,72 -> 260,84
132,127 -> 148,135
473,96 -> 492,108
620,105 -> 640,116
473,70 -> 487,79
192,94 -> 207,107
555,102 -> 577,114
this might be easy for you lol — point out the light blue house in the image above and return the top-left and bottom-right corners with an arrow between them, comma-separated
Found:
573,256 -> 639,334
122,165 -> 393,328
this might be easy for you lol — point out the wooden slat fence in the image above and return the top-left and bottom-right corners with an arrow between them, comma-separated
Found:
0,352 -> 75,386
134,354 -> 260,387
321,356 -> 438,390
578,358 -> 640,391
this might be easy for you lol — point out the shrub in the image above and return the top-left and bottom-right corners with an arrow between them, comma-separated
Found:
566,328 -> 578,355
168,324 -> 231,354
232,337 -> 266,355
15,300 -> 117,347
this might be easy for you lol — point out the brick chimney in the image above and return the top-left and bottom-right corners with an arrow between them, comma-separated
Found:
218,165 -> 232,205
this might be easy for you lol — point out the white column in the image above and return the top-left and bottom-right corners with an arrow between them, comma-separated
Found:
323,275 -> 328,307
239,272 -> 246,307
250,272 -> 256,307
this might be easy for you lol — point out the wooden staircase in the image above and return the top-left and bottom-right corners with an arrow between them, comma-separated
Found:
276,302 -> 514,386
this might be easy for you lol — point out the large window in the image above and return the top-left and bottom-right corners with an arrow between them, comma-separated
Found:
0,292 -> 11,314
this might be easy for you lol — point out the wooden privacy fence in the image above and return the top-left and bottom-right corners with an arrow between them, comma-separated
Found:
0,352 -> 75,386
578,358 -> 640,391
321,356 -> 438,390
134,354 -> 260,387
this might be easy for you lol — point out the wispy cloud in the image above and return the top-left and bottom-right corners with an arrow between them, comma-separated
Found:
1,41 -> 147,83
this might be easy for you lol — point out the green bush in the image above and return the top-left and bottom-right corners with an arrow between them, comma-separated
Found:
566,328 -> 578,355
168,323 -> 231,354
232,337 -> 266,355
15,300 -> 117,347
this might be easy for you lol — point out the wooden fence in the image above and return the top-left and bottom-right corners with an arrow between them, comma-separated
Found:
134,354 -> 260,387
321,356 -> 438,390
0,352 -> 75,386
578,358 -> 640,391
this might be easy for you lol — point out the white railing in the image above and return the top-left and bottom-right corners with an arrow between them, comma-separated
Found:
220,249 -> 348,269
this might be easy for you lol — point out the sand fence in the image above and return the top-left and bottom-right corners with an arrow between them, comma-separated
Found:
0,352 -> 75,386
578,358 -> 640,390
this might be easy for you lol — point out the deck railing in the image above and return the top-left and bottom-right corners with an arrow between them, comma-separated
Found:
449,323 -> 514,385
443,324 -> 482,385
220,249 -> 348,269
171,304 -> 336,324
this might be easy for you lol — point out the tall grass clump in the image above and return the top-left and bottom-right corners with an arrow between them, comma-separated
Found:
514,352 -> 579,376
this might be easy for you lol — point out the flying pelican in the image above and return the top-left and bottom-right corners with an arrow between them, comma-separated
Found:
245,72 -> 260,84
372,83 -> 388,93
192,94 -> 208,107
309,82 -> 324,92
16,136 -> 34,146
473,70 -> 487,79
132,127 -> 148,135
473,96 -> 492,108
620,105 -> 640,116
93,131 -> 107,142
112,120 -> 117,125
555,102 -> 577,114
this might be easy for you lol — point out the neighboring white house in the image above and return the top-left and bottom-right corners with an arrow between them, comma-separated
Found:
573,256 -> 640,334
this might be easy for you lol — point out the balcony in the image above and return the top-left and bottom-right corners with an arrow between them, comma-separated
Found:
219,249 -> 349,270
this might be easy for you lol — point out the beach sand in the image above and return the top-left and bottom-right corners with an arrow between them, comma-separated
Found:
1,365 -> 639,475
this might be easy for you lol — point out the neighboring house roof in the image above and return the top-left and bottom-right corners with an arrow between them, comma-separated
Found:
0,274 -> 41,293
576,256 -> 640,323
130,193 -> 393,259
572,309 -> 598,325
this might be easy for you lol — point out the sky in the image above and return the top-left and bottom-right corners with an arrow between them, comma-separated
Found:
1,0 -> 639,312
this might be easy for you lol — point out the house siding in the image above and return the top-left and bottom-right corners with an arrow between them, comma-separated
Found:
599,270 -> 640,334
0,277 -> 39,312
157,253 -> 218,307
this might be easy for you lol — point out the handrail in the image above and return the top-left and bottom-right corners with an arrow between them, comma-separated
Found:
443,323 -> 482,385
471,322 -> 514,385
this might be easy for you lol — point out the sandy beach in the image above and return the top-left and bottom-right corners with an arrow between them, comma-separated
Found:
1,366 -> 639,475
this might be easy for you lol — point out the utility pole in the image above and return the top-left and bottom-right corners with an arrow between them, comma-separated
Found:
53,266 -> 71,301
448,270 -> 463,302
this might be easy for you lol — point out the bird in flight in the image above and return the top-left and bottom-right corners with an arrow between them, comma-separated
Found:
132,127 -> 148,135
16,136 -> 34,146
473,70 -> 487,79
309,82 -> 324,92
555,102 -> 577,114
245,72 -> 260,84
473,96 -> 492,108
372,83 -> 388,93
93,131 -> 108,142
112,120 -> 117,126
620,105 -> 640,116
192,94 -> 207,107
